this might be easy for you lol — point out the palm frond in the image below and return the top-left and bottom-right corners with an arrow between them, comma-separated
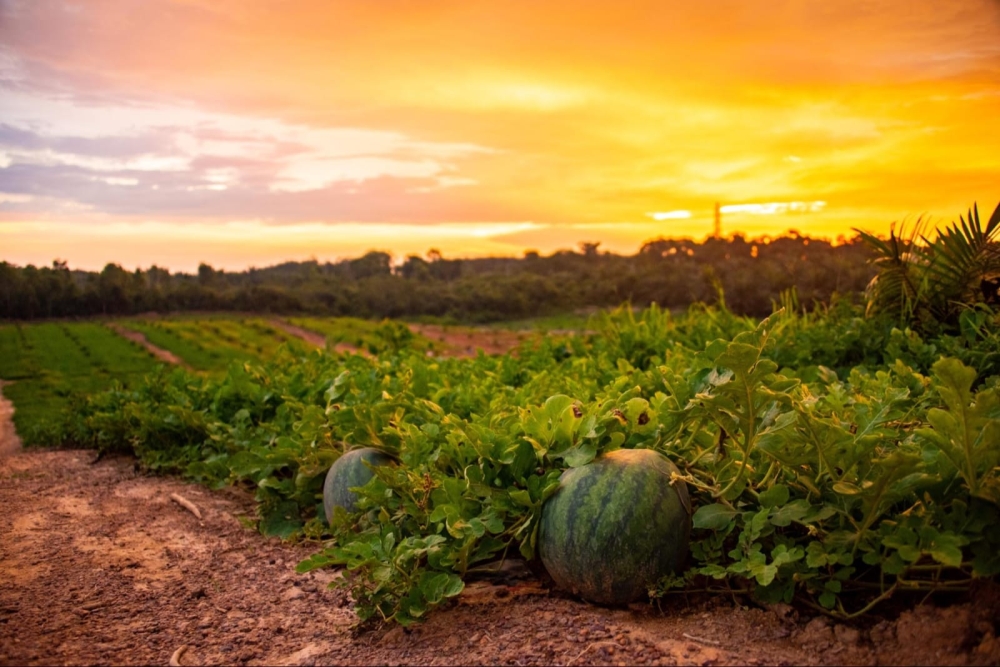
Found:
854,218 -> 929,322
922,201 -> 1000,315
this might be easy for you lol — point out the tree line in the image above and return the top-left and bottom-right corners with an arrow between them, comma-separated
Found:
0,233 -> 877,322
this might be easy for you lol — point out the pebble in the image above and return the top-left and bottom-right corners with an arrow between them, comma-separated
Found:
282,587 -> 306,601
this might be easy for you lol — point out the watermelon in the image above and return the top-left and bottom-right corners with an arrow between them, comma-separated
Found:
322,447 -> 396,522
538,448 -> 691,605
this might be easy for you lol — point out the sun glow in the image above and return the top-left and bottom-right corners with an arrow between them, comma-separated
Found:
1,0 -> 998,271
720,201 -> 827,215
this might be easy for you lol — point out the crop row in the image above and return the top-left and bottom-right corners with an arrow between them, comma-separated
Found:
0,316 -> 462,444
0,322 -> 161,442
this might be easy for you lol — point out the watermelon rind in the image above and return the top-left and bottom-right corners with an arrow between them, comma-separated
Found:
322,447 -> 396,522
538,448 -> 691,605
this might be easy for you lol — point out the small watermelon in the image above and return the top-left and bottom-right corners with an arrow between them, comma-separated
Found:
322,447 -> 396,522
538,448 -> 691,605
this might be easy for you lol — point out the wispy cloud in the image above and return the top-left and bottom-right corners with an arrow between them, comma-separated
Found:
0,93 -> 497,221
721,201 -> 827,215
646,210 -> 693,221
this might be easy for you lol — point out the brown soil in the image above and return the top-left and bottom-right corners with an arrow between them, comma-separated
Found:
268,320 -> 326,349
108,324 -> 189,368
271,320 -> 532,359
1,438 -> 998,666
0,382 -> 22,459
406,324 -> 531,358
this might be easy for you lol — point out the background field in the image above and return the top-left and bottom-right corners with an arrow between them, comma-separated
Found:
0,314 -> 556,445
0,322 -> 160,442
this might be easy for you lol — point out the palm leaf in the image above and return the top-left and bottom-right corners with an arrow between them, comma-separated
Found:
921,201 -> 1000,318
855,219 -> 930,323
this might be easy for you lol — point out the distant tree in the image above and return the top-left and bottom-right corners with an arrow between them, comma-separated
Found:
197,263 -> 216,287
399,255 -> 431,281
98,263 -> 131,315
349,251 -> 392,280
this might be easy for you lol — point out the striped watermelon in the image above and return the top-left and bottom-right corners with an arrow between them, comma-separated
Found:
538,448 -> 691,605
322,447 -> 396,522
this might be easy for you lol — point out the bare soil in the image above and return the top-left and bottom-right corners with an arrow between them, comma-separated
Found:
2,377 -> 999,666
268,320 -> 326,349
108,324 -> 189,368
406,324 -> 530,358
271,320 -> 532,358
267,319 -> 373,357
0,382 -> 22,459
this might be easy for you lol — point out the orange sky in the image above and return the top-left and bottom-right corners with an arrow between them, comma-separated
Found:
1,0 -> 999,272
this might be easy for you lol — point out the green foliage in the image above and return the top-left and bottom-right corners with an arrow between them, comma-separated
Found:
0,322 -> 159,445
858,201 -> 1000,331
1,230 -> 878,322
42,300 -> 1000,625
122,317 -> 310,372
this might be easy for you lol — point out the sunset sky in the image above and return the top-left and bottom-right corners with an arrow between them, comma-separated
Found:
1,0 -> 999,273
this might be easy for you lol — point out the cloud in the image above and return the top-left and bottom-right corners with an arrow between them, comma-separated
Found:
0,92 -> 497,222
2,0 -> 999,268
646,210 -> 692,221
721,201 -> 827,215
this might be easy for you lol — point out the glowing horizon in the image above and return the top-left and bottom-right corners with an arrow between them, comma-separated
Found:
1,1 -> 999,272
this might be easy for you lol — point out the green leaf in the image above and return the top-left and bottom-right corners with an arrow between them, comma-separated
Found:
562,441 -> 598,467
768,499 -> 835,527
917,358 -> 1000,498
509,489 -> 533,507
832,481 -> 862,496
758,484 -> 789,509
418,571 -> 451,604
259,500 -> 303,539
692,504 -> 738,530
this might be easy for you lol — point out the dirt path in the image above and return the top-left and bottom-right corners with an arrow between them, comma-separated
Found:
0,382 -> 22,459
269,319 -> 533,359
108,324 -> 188,368
406,324 -> 530,358
268,319 -> 374,356
267,319 -> 326,348
1,446 -> 998,666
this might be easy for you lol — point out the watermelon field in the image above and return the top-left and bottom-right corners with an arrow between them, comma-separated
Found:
47,301 -> 1000,620
3,208 -> 1000,665
0,315 -> 458,446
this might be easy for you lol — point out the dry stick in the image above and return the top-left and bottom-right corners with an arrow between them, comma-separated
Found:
168,645 -> 187,667
169,493 -> 202,520
682,632 -> 721,646
567,641 -> 621,666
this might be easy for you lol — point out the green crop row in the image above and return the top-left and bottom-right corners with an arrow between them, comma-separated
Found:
54,300 -> 1000,625
0,315 -> 454,445
119,318 -> 309,372
287,316 -> 439,354
0,322 -> 160,443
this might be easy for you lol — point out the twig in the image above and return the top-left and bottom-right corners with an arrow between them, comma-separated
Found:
169,493 -> 202,520
168,645 -> 187,667
682,632 -> 721,646
567,641 -> 620,665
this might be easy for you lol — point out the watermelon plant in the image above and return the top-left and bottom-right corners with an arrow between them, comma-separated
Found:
539,448 -> 691,605
53,298 -> 1000,626
322,447 -> 397,521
